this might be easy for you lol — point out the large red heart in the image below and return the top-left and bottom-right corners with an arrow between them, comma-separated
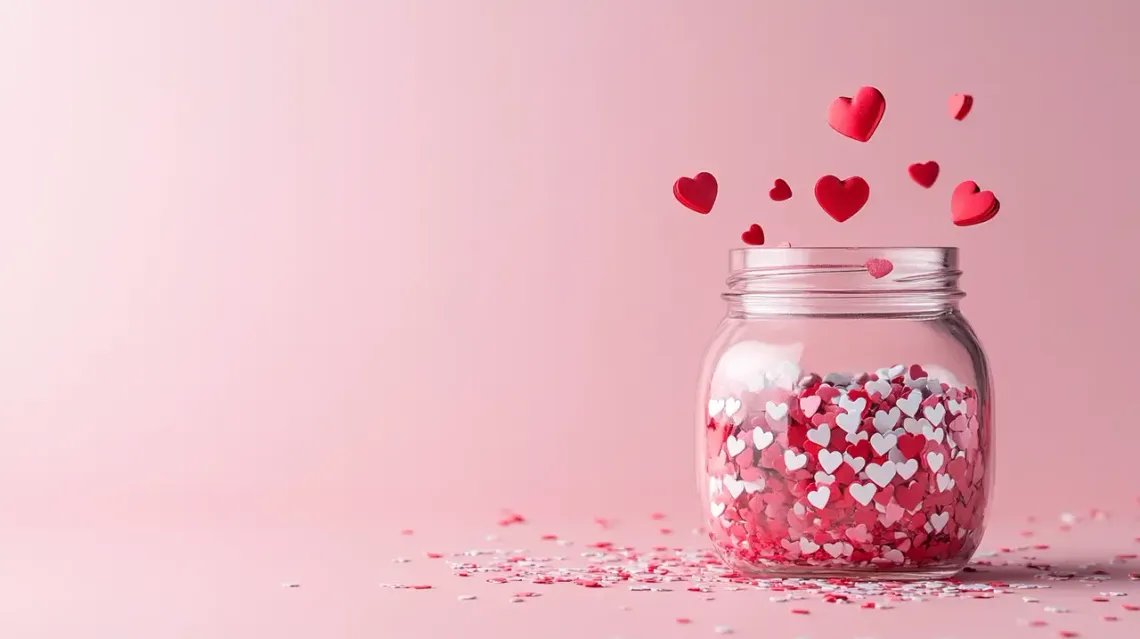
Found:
814,175 -> 869,222
951,180 -> 1000,226
908,161 -> 939,188
828,86 -> 886,142
673,172 -> 718,214
741,223 -> 765,246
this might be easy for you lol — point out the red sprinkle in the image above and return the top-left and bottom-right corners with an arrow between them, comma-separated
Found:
861,602 -> 876,609
1104,616 -> 1119,622
426,552 -> 444,559
660,528 -> 673,535
1092,597 -> 1109,602
411,584 -> 433,590
1123,604 -> 1140,611
1029,621 -> 1048,627
651,512 -> 667,520
1059,632 -> 1079,638
540,534 -> 559,541
791,609 -> 810,615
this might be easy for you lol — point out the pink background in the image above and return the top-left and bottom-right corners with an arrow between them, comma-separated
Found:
2,2 -> 1140,636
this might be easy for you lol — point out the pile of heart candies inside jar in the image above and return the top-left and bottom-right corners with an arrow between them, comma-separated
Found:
706,363 -> 985,571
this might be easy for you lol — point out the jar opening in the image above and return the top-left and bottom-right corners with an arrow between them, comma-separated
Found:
725,247 -> 964,317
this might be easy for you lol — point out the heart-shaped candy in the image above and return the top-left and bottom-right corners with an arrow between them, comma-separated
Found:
865,258 -> 894,279
769,179 -> 792,201
814,175 -> 869,222
726,435 -> 747,458
951,180 -> 1000,226
866,461 -> 897,487
908,161 -> 940,188
828,86 -> 887,142
784,449 -> 808,471
817,449 -> 843,474
741,224 -> 765,246
949,94 -> 973,121
673,172 -> 718,214
849,482 -> 877,506
752,429 -> 775,450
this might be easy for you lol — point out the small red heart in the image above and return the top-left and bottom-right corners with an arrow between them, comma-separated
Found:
741,224 -> 766,246
814,175 -> 869,222
949,94 -> 973,121
908,161 -> 940,188
673,172 -> 718,214
864,258 -> 894,279
769,179 -> 792,201
951,180 -> 1000,226
828,86 -> 886,142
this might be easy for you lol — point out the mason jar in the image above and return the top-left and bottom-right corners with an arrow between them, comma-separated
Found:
698,247 -> 993,579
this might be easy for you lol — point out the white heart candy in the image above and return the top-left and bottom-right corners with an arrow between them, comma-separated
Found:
784,450 -> 808,470
744,373 -> 766,392
927,379 -> 943,395
807,486 -> 831,509
922,424 -> 946,444
743,478 -> 765,494
723,474 -> 745,499
873,407 -> 901,433
849,482 -> 877,506
807,424 -> 831,447
845,429 -> 869,444
709,477 -> 722,498
903,417 -> 929,435
724,397 -> 742,417
926,451 -> 945,473
845,524 -> 872,543
888,447 -> 908,464
930,511 -> 950,532
882,549 -> 905,563
823,541 -> 846,558
839,394 -> 867,415
792,501 -> 806,516
843,452 -> 867,473
710,501 -> 726,517
947,399 -> 967,415
896,458 -> 918,480
752,429 -> 775,450
799,537 -> 820,554
726,435 -> 747,457
865,378 -> 892,398
813,471 -> 835,485
823,373 -> 852,386
817,450 -> 842,474
707,398 -> 725,417
866,461 -> 897,487
765,401 -> 789,420
870,432 -> 898,456
924,403 -> 946,425
896,390 -> 922,417
836,410 -> 862,434
936,473 -> 955,492
888,364 -> 906,377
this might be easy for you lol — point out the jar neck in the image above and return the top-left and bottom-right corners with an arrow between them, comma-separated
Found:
723,247 -> 964,319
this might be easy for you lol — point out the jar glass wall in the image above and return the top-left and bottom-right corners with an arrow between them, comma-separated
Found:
697,247 -> 993,580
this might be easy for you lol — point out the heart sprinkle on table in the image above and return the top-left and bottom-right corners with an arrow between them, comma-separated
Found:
949,94 -> 974,120
908,161 -> 940,189
769,179 -> 793,202
741,224 -> 766,246
674,172 -> 719,214
814,175 -> 870,222
828,86 -> 887,142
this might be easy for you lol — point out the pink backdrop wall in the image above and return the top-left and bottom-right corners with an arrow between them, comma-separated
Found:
2,1 -> 1137,530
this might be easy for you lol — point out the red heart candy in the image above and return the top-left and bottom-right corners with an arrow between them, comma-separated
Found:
769,179 -> 792,202
951,180 -> 1000,226
896,433 -> 924,459
828,86 -> 886,142
741,224 -> 766,246
815,175 -> 869,222
673,172 -> 718,214
908,161 -> 940,188
949,94 -> 973,121
895,481 -> 925,511
864,258 -> 894,279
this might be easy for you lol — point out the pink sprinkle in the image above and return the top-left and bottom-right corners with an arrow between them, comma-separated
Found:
576,579 -> 601,588
540,534 -> 559,541
400,529 -> 414,535
1104,616 -> 1119,621
1059,632 -> 1079,638
426,552 -> 444,559
1029,621 -> 1048,627
660,528 -> 673,535
675,618 -> 691,625
411,584 -> 433,590
594,517 -> 611,528
791,609 -> 810,615
651,512 -> 667,520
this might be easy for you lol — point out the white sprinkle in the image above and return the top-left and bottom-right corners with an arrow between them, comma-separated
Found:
485,534 -> 499,542
770,596 -> 790,603
510,597 -> 525,603
1044,606 -> 1069,613
1060,512 -> 1077,524
457,595 -> 477,601
1023,597 -> 1039,603
281,582 -> 300,588
556,539 -> 573,547
393,557 -> 412,563
714,626 -> 735,635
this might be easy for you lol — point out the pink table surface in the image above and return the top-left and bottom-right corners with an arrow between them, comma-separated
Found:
3,513 -> 1138,639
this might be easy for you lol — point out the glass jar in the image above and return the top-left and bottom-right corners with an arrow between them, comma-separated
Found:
697,247 -> 992,580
